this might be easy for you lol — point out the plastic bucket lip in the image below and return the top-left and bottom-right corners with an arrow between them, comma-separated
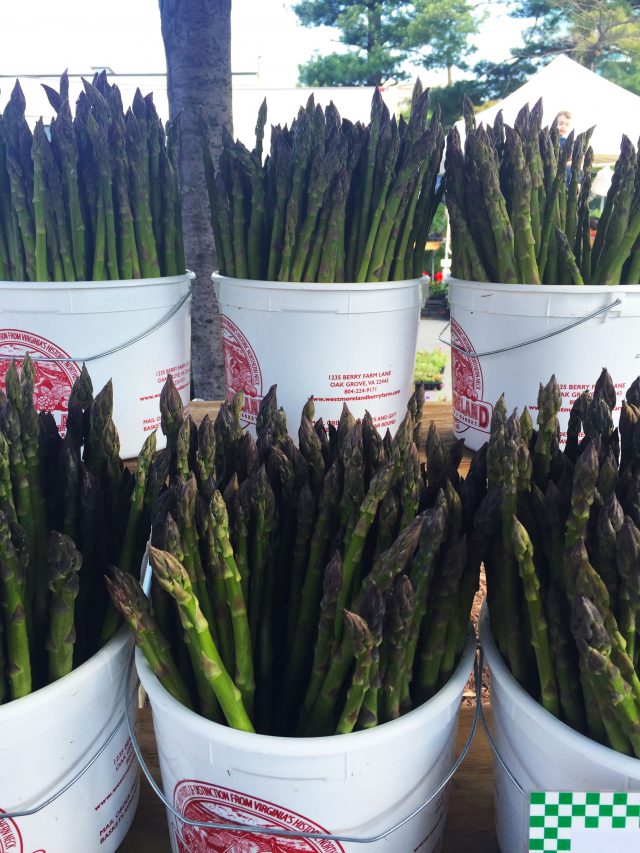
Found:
211,270 -> 425,294
0,271 -> 195,291
137,628 -> 476,757
448,276 -> 640,295
479,601 -> 640,776
0,625 -> 130,724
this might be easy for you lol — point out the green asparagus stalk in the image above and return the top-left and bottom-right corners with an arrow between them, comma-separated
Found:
0,511 -> 31,699
382,573 -> 415,721
210,490 -> 255,718
511,516 -> 560,716
335,611 -> 375,735
119,431 -> 156,573
300,550 -> 344,724
125,110 -> 160,279
148,545 -> 254,732
106,566 -> 192,708
46,532 -> 82,681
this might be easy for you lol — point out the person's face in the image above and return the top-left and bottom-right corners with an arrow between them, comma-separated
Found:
557,114 -> 571,137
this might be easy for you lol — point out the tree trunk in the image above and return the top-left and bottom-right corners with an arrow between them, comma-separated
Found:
159,0 -> 232,399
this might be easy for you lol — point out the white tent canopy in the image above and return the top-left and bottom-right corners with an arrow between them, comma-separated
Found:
455,54 -> 640,162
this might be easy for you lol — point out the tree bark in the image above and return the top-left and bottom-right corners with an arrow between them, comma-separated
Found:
159,0 -> 232,399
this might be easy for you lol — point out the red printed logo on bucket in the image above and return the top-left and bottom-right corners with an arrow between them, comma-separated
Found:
451,319 -> 492,434
172,780 -> 344,852
0,329 -> 80,434
0,809 -> 23,853
220,316 -> 263,426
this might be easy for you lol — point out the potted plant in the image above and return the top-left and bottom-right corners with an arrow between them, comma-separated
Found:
421,272 -> 449,319
414,348 -> 447,390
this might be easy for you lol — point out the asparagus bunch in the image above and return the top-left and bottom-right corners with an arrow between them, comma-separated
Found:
445,97 -> 640,285
0,72 -> 184,282
202,80 -> 444,283
485,367 -> 640,756
108,379 -> 484,735
0,357 -> 149,704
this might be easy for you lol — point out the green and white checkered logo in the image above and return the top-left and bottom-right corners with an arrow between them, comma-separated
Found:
529,792 -> 640,852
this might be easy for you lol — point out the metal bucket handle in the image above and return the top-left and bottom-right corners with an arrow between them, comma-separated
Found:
438,297 -> 622,359
475,645 -> 525,794
17,277 -> 193,364
0,681 -> 131,820
125,555 -> 482,844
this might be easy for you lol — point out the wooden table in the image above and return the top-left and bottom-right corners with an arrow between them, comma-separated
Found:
120,398 -> 498,852
188,399 -> 473,474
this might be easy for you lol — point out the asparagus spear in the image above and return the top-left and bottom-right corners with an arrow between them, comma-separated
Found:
106,566 -> 192,708
46,531 -> 82,681
300,550 -> 344,725
572,595 -> 640,756
125,109 -> 160,278
335,611 -> 375,735
0,511 -> 31,699
148,545 -> 254,732
209,490 -> 255,717
119,431 -> 156,574
335,461 -> 395,633
382,573 -> 415,721
414,535 -> 468,701
511,516 -> 560,716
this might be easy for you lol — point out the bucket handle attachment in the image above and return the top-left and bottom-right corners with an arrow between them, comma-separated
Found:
0,694 -> 130,821
475,646 -> 525,795
438,297 -> 622,359
24,283 -> 193,364
126,565 -> 482,845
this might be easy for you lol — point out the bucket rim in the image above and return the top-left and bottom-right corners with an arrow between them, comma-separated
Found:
211,270 -> 425,293
0,625 -> 131,722
137,626 -> 475,755
448,276 -> 640,295
0,271 -> 195,290
479,601 -> 640,773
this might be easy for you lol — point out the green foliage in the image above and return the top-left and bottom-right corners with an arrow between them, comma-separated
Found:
443,1 -> 640,108
505,1 -> 640,74
405,0 -> 484,72
426,203 -> 447,275
299,48 -> 404,87
599,58 -> 640,94
430,202 -> 447,239
428,79 -> 489,128
414,349 -> 448,384
294,0 -> 481,86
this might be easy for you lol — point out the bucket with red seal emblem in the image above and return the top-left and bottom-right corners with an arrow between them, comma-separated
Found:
448,278 -> 640,451
212,273 -> 422,437
0,273 -> 192,458
0,627 -> 138,853
134,630 -> 476,852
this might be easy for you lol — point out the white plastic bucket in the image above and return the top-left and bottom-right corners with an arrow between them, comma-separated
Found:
212,273 -> 422,436
0,273 -> 192,459
136,631 -> 475,853
448,278 -> 640,451
479,603 -> 640,853
0,627 -> 139,852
